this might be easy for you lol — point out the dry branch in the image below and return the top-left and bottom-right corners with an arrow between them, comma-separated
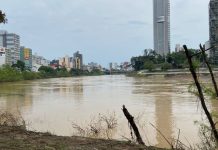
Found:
183,45 -> 218,140
150,123 -> 174,149
199,44 -> 218,98
122,105 -> 145,145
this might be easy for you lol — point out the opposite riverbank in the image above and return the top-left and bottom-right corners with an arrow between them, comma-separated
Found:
0,65 -> 105,83
0,125 -> 166,150
126,69 -> 218,78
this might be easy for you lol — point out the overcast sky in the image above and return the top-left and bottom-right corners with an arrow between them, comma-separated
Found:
0,0 -> 210,67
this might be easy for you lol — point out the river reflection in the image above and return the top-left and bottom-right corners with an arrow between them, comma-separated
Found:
0,75 -> 217,148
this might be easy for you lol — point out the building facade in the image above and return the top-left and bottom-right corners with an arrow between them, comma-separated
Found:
20,46 -> 32,70
0,47 -> 12,66
58,55 -> 73,70
175,44 -> 184,52
58,52 -> 83,70
73,51 -> 83,69
153,0 -> 170,56
209,0 -> 218,64
0,30 -> 20,64
32,53 -> 50,71
205,40 -> 211,57
86,62 -> 102,72
50,59 -> 59,69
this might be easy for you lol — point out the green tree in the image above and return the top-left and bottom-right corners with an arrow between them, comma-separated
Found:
38,66 -> 56,77
11,60 -> 25,71
167,51 -> 187,68
161,62 -> 172,71
0,10 -> 7,24
144,60 -> 155,72
69,68 -> 84,76
56,67 -> 70,77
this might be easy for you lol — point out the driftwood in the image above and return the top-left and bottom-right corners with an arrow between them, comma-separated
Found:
199,44 -> 218,97
183,45 -> 218,140
122,105 -> 145,145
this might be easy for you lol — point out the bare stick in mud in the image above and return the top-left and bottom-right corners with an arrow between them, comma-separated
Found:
150,123 -> 174,149
183,45 -> 218,140
199,44 -> 218,98
122,105 -> 145,145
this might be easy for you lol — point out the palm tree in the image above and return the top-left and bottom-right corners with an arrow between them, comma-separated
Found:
0,10 -> 7,24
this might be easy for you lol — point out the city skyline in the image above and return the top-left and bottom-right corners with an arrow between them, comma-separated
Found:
0,0 -> 210,67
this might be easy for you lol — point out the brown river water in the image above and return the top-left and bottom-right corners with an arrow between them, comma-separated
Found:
0,75 -> 218,148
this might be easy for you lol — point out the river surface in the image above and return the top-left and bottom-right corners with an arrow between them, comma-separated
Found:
0,75 -> 218,148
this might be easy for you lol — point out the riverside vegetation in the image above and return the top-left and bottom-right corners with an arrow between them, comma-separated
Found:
131,49 -> 205,72
0,61 -> 104,82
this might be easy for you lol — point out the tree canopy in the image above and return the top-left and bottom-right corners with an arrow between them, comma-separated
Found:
0,10 -> 7,24
11,60 -> 26,71
131,49 -> 204,71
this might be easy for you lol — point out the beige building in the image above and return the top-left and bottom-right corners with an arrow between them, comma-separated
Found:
59,52 -> 83,70
73,51 -> 83,69
59,55 -> 71,70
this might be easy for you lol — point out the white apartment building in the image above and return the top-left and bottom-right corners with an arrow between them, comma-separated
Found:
0,47 -> 12,66
0,30 -> 20,64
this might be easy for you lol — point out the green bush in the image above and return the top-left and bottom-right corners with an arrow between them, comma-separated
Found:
144,60 -> 155,72
22,71 -> 41,80
0,65 -> 104,82
161,62 -> 172,71
38,66 -> 56,77
70,69 -> 84,76
0,65 -> 23,82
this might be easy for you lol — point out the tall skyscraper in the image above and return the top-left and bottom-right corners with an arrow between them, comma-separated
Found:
153,0 -> 170,56
0,30 -> 20,64
209,0 -> 218,64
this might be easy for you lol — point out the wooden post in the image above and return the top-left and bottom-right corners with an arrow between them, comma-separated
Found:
199,44 -> 218,97
183,45 -> 218,140
122,105 -> 145,145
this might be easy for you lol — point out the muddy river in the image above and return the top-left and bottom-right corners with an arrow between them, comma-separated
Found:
0,75 -> 217,148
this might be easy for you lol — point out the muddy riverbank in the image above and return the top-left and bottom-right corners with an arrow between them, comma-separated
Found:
0,125 -> 167,150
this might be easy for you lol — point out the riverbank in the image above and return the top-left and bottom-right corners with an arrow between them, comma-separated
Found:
0,65 -> 105,83
0,125 -> 167,150
126,69 -> 218,78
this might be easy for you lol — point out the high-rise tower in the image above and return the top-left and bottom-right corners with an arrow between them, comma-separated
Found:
153,0 -> 170,56
0,30 -> 20,64
209,0 -> 218,64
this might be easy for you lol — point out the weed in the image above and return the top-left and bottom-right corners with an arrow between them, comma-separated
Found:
72,112 -> 117,139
